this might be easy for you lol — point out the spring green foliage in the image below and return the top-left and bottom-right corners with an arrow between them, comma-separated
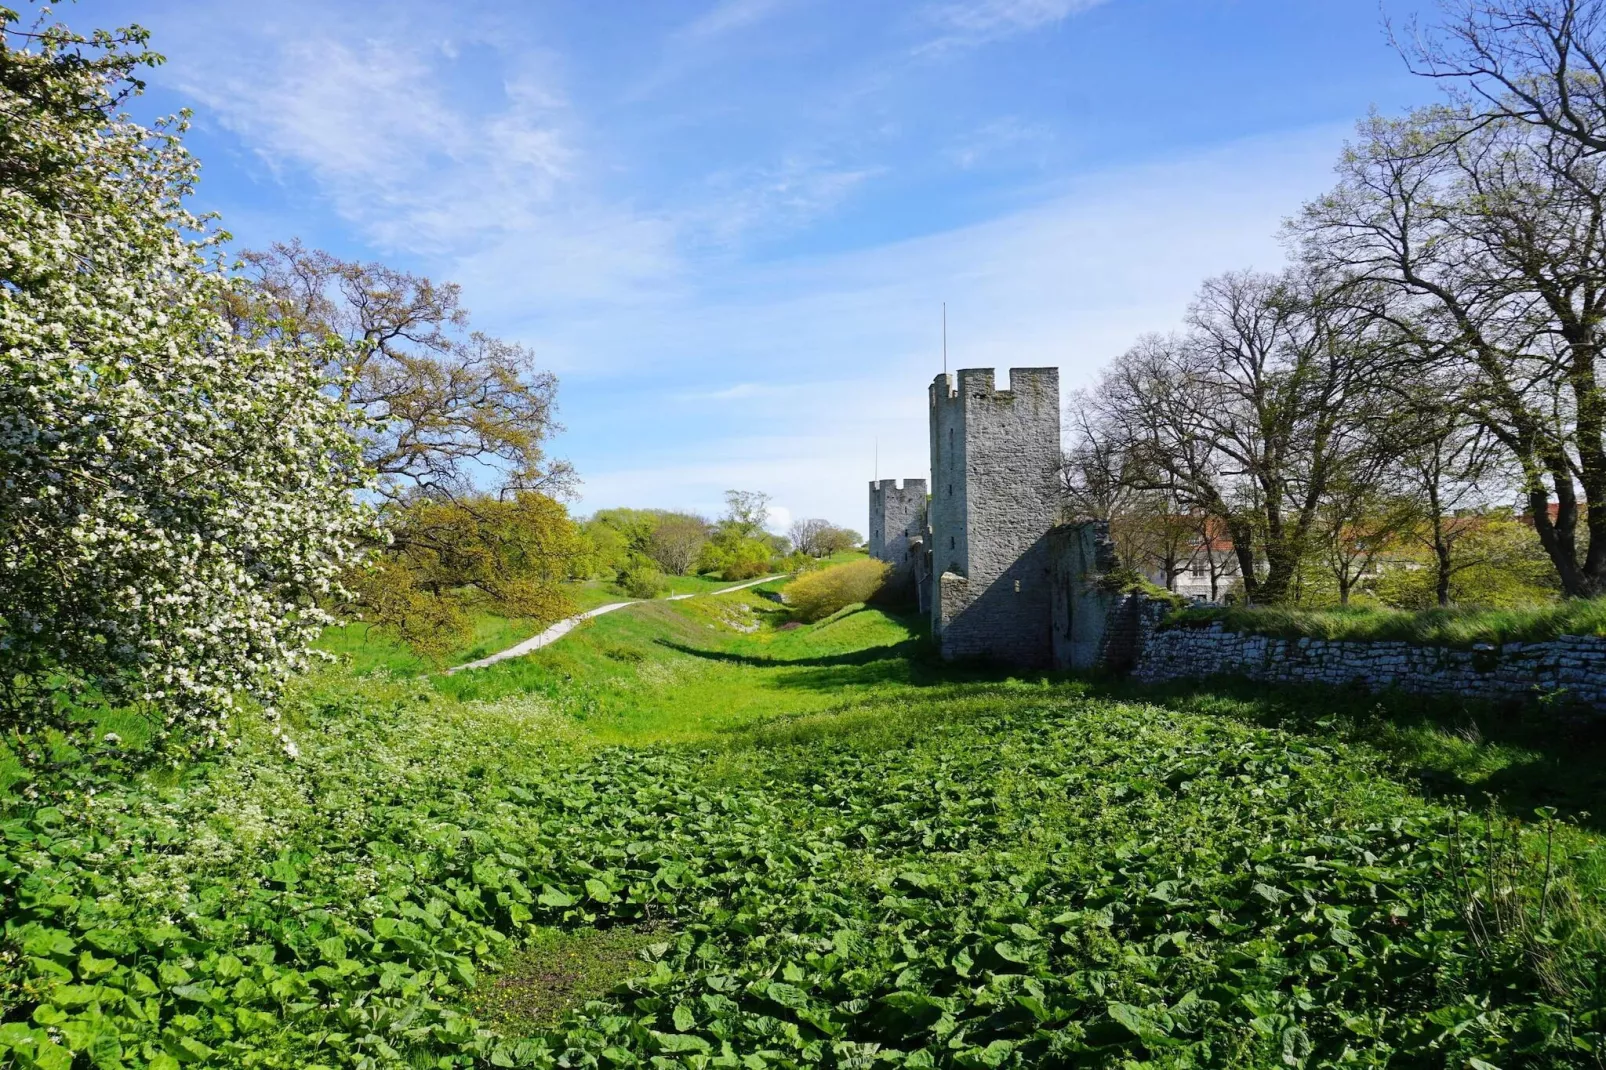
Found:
580,510 -> 710,581
1167,596 -> 1606,647
349,493 -> 584,662
693,491 -> 784,580
3,586 -> 1605,1067
1371,512 -> 1562,609
1098,567 -> 1188,608
695,532 -> 775,581
618,561 -> 670,600
782,558 -> 891,622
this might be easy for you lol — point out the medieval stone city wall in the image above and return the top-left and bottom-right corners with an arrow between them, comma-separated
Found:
1132,617 -> 1606,710
867,478 -> 926,597
929,368 -> 1062,666
863,361 -> 1605,712
1048,522 -> 1120,671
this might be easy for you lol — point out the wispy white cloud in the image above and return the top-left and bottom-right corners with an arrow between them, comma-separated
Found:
674,0 -> 795,42
919,0 -> 1109,52
165,4 -> 681,307
689,157 -> 885,249
555,124 -> 1350,527
947,116 -> 1055,169
677,383 -> 787,401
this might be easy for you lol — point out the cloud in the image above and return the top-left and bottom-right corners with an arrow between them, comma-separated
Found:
947,116 -> 1055,169
557,124 -> 1351,529
164,4 -> 681,305
919,0 -> 1108,51
676,383 -> 786,402
688,158 -> 885,249
675,0 -> 794,42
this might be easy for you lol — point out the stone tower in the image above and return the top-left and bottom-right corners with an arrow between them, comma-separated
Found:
928,367 -> 1062,665
868,479 -> 927,598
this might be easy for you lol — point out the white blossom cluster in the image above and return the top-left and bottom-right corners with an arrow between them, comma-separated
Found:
0,61 -> 375,745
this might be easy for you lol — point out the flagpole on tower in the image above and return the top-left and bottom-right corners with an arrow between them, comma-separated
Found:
942,301 -> 947,376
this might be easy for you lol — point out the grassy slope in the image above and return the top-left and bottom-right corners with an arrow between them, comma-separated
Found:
1169,596 -> 1606,646
316,611 -> 553,675
4,581 -> 1606,1066
312,563 -> 811,679
435,581 -> 913,744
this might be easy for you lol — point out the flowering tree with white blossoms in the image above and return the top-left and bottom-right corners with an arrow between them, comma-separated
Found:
0,8 -> 375,746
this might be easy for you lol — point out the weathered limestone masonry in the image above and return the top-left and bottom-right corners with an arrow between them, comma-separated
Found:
1094,592 -> 1174,674
929,368 -> 1062,666
1048,521 -> 1120,670
867,478 -> 927,600
1134,623 -> 1606,710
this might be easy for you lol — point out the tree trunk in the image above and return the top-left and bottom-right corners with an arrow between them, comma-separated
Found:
1258,542 -> 1298,605
1435,540 -> 1452,607
1229,521 -> 1259,604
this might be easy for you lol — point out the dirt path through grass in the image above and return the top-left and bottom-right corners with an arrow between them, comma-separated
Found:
445,574 -> 785,674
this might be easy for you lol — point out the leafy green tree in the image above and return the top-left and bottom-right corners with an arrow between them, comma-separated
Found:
0,7 -> 373,742
618,558 -> 670,599
350,493 -> 584,659
721,490 -> 771,538
697,532 -> 775,580
577,517 -> 630,579
1374,509 -> 1562,609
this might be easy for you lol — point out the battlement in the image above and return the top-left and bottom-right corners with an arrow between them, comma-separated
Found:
925,365 -> 1062,665
931,367 -> 1060,406
869,478 -> 928,496
868,475 -> 928,601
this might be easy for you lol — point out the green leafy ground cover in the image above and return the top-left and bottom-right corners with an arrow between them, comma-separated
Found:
1165,598 -> 1606,648
3,583 -> 1606,1068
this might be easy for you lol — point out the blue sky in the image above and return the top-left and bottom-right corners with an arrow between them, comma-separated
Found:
78,0 -> 1436,532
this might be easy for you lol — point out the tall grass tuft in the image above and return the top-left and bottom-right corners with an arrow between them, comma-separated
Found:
1166,597 -> 1606,647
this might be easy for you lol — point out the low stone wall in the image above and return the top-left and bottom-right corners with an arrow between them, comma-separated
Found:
1095,593 -> 1172,674
1132,621 -> 1606,710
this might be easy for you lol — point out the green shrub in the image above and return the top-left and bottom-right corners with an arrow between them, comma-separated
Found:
784,558 -> 890,623
698,535 -> 775,580
1097,566 -> 1187,608
617,559 -> 669,599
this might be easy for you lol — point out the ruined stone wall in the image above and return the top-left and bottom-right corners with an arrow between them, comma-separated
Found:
1048,521 -> 1120,671
1098,594 -> 1174,674
868,478 -> 927,597
1134,624 -> 1606,710
930,368 -> 1062,665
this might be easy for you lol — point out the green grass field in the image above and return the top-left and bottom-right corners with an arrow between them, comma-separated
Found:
4,580 -> 1606,1067
312,567 -> 806,679
562,570 -> 782,613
